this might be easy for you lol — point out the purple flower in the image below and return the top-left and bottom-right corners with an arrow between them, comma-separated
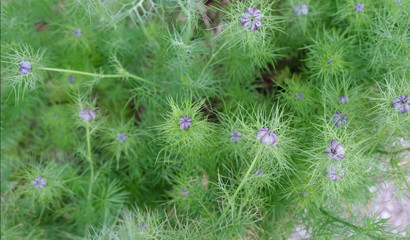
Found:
138,222 -> 147,231
338,95 -> 349,104
182,188 -> 189,196
117,132 -> 127,143
294,3 -> 308,16
392,95 -> 409,114
325,140 -> 345,160
327,60 -> 334,66
68,76 -> 75,83
296,92 -> 305,100
241,8 -> 262,31
256,128 -> 279,147
326,161 -> 345,181
354,3 -> 364,13
332,112 -> 348,127
33,176 -> 47,189
395,0 -> 402,5
301,190 -> 308,198
229,130 -> 242,143
179,116 -> 192,130
19,59 -> 32,75
254,167 -> 263,176
80,108 -> 96,122
73,28 -> 82,36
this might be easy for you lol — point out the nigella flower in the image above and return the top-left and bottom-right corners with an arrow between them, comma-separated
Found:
296,92 -> 305,100
72,28 -> 82,36
338,95 -> 349,104
392,95 -> 409,114
138,222 -> 147,231
354,3 -> 364,13
326,161 -> 345,181
254,167 -> 263,176
325,140 -> 345,160
256,128 -> 279,147
301,190 -> 308,198
327,60 -> 334,66
294,3 -> 308,16
80,108 -> 96,122
182,188 -> 189,196
33,176 -> 47,189
117,132 -> 127,143
229,130 -> 242,143
240,8 -> 262,31
179,116 -> 192,130
394,0 -> 402,6
332,112 -> 348,127
68,76 -> 75,83
19,59 -> 32,75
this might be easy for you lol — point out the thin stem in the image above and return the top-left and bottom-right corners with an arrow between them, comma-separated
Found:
199,41 -> 230,79
367,123 -> 389,158
86,125 -> 94,202
391,158 -> 410,191
320,208 -> 384,240
218,151 -> 260,223
38,67 -> 157,86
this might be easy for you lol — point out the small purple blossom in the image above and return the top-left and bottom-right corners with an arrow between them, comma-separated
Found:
354,3 -> 364,13
392,95 -> 409,114
230,130 -> 242,143
327,60 -> 334,66
338,95 -> 349,104
179,116 -> 192,130
138,222 -> 147,231
241,8 -> 262,31
296,92 -> 305,100
326,162 -> 345,181
72,28 -> 82,36
117,132 -> 127,143
395,0 -> 402,6
256,128 -> 279,147
79,108 -> 96,122
54,114 -> 59,120
326,140 -> 345,160
301,190 -> 308,198
19,59 -> 32,75
294,3 -> 309,16
182,188 -> 189,196
332,112 -> 348,127
254,167 -> 263,176
33,176 -> 47,189
68,76 -> 75,83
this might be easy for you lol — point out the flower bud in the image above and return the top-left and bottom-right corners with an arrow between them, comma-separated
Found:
325,140 -> 345,160
294,3 -> 308,16
326,161 -> 345,181
117,132 -> 127,143
19,59 -> 32,75
296,92 -> 305,100
68,76 -> 75,83
332,112 -> 348,127
301,190 -> 308,198
338,95 -> 349,104
241,8 -> 262,31
33,176 -> 47,189
327,60 -> 334,66
72,28 -> 82,36
257,128 -> 279,147
254,167 -> 263,176
138,222 -> 147,231
229,130 -> 242,143
182,188 -> 189,196
354,3 -> 364,13
80,108 -> 96,122
392,95 -> 409,114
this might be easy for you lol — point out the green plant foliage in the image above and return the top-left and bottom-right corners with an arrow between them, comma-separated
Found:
1,0 -> 409,239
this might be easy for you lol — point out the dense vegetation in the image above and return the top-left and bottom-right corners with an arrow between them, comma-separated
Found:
1,0 -> 409,239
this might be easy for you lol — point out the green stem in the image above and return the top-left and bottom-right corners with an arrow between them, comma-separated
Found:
367,124 -> 389,158
320,208 -> 384,240
199,41 -> 229,79
86,125 -> 94,202
391,158 -> 410,191
38,67 -> 157,86
218,151 -> 260,223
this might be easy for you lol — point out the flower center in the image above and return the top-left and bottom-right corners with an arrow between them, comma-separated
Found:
331,149 -> 337,154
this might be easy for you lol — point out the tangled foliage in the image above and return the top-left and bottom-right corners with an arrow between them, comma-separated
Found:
1,0 -> 409,239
